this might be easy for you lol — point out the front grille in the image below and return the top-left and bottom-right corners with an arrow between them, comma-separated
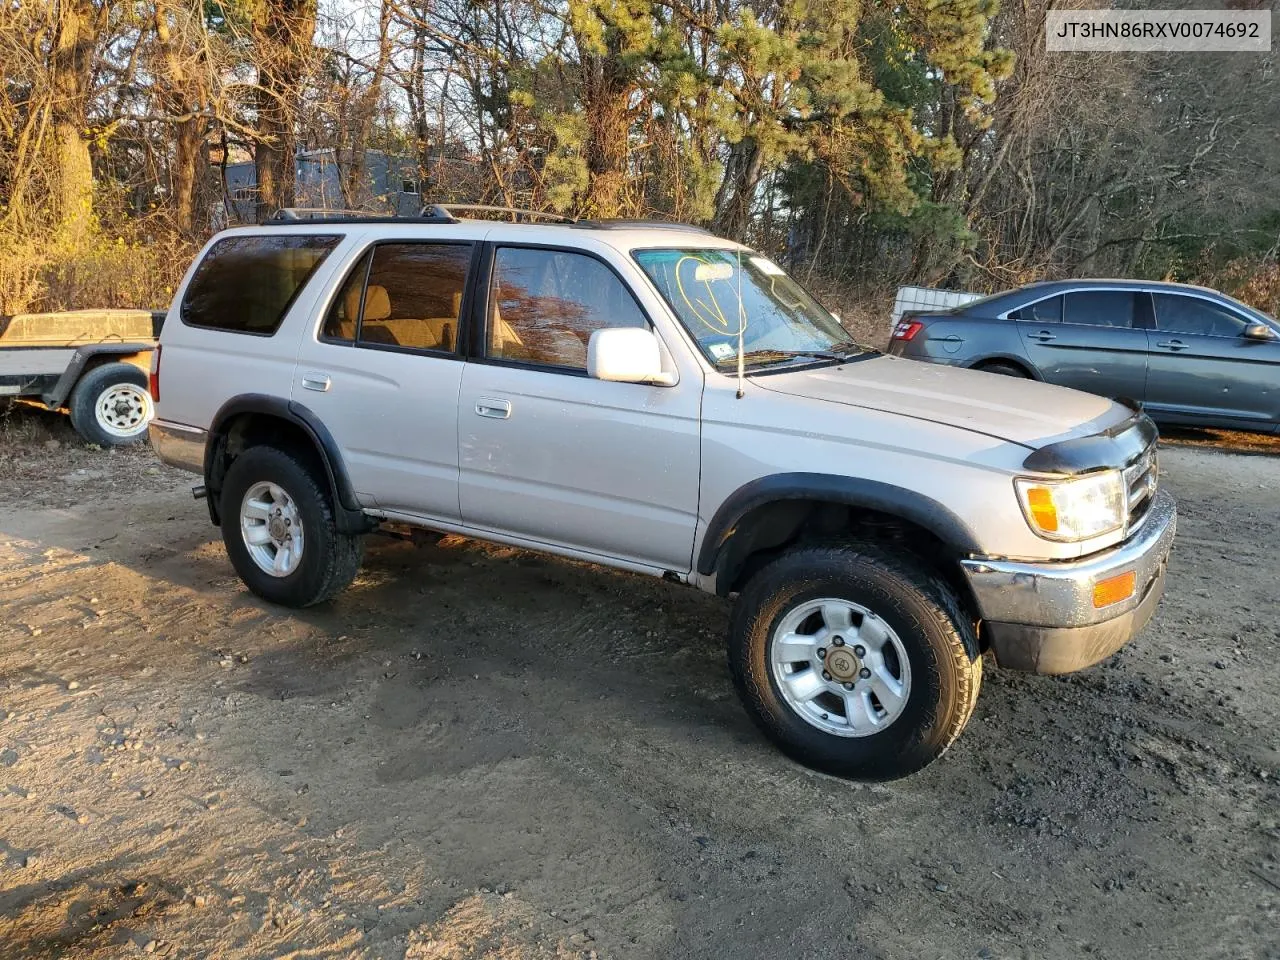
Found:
1123,444 -> 1158,531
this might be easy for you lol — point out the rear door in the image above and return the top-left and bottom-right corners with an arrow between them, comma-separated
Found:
1016,290 -> 1151,402
291,239 -> 476,519
1145,292 -> 1280,429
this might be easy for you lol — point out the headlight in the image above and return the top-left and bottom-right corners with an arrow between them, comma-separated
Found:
1014,471 -> 1125,541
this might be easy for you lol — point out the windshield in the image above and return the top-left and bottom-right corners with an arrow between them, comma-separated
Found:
633,248 -> 871,370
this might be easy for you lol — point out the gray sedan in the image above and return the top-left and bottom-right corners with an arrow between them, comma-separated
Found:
886,279 -> 1280,432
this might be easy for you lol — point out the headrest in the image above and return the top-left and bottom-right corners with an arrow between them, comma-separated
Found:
363,285 -> 391,321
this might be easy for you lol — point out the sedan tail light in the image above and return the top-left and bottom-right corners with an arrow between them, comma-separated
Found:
892,318 -> 925,341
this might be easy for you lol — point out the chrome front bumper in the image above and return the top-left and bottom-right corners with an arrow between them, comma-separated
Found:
149,419 -> 206,474
960,489 -> 1176,673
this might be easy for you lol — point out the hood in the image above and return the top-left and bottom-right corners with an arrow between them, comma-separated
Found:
750,355 -> 1129,448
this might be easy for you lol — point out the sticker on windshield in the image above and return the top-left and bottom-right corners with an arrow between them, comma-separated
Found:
708,342 -> 735,360
750,256 -> 785,276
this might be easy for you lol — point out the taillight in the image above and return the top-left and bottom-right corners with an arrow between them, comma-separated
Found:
892,318 -> 924,341
149,345 -> 161,402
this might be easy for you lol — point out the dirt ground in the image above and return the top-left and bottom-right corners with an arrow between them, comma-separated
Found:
0,405 -> 1277,960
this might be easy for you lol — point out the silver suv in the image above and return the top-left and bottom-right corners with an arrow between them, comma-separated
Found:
150,208 -> 1176,780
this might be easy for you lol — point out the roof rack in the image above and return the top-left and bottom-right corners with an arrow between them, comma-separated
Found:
423,203 -> 575,224
268,206 -> 459,225
265,206 -> 714,234
571,218 -> 715,235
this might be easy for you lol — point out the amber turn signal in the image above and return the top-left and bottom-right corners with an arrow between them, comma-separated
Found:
1092,570 -> 1136,608
1024,486 -> 1059,533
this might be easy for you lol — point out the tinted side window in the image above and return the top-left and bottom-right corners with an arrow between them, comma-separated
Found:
1153,294 -> 1248,338
182,234 -> 340,335
357,243 -> 472,352
487,248 -> 648,370
1013,295 -> 1063,323
321,251 -> 372,342
1064,291 -> 1136,328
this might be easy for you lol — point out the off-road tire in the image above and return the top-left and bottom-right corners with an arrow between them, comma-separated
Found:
68,362 -> 153,446
220,446 -> 364,607
978,362 -> 1030,379
729,543 -> 982,780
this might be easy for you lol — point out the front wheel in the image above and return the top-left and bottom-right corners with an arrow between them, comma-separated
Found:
220,446 -> 364,607
729,544 -> 982,780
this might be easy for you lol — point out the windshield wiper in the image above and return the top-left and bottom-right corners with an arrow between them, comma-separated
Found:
713,349 -> 808,368
825,339 -> 874,357
714,345 -> 871,370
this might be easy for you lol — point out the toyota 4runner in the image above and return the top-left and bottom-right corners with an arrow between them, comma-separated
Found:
149,208 -> 1177,780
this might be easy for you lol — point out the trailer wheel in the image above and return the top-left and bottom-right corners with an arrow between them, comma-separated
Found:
68,362 -> 154,446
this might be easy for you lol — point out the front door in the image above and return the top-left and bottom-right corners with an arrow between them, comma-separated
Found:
291,240 -> 476,519
457,245 -> 702,571
1145,292 -> 1280,429
1017,290 -> 1151,403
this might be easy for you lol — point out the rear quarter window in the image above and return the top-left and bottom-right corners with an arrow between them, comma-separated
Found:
181,234 -> 341,335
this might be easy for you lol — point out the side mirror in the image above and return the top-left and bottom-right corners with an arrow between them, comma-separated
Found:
1243,322 -> 1276,341
587,328 -> 677,385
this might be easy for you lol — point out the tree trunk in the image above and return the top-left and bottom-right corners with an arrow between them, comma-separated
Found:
581,41 -> 633,218
51,0 -> 100,239
713,137 -> 763,241
252,0 -> 317,221
171,118 -> 208,234
154,1 -> 210,236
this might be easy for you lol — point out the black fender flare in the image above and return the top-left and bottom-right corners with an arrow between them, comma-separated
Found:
204,393 -> 368,533
696,473 -> 985,586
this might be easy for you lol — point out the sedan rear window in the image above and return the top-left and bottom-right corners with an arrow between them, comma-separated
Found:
1064,291 -> 1136,328
1011,295 -> 1063,323
182,234 -> 341,335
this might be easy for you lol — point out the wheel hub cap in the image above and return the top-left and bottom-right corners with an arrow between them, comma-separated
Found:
95,384 -> 152,438
769,598 -> 913,738
825,646 -> 861,682
240,482 -> 303,578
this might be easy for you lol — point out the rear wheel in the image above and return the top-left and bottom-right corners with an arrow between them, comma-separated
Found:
68,362 -> 153,446
978,362 -> 1030,378
220,446 -> 364,607
729,544 -> 982,780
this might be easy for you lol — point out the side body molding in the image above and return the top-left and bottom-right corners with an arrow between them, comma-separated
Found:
697,472 -> 986,583
204,393 -> 369,533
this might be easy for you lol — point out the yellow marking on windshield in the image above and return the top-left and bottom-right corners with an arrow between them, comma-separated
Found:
674,254 -> 746,338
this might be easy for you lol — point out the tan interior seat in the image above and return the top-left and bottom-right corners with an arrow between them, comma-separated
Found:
359,285 -> 464,350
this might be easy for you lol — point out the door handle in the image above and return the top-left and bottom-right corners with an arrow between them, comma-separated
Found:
1156,340 -> 1187,351
301,372 -> 331,392
1029,330 -> 1057,342
475,398 -> 512,419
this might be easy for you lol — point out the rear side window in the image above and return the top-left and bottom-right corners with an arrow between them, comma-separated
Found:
1063,291 -> 1136,328
322,242 -> 472,352
1011,295 -> 1063,323
182,234 -> 341,335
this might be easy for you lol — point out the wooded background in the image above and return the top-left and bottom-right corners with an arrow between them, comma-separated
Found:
2,0 -> 1278,334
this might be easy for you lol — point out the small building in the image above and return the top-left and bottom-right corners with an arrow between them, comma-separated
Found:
223,148 -> 432,221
